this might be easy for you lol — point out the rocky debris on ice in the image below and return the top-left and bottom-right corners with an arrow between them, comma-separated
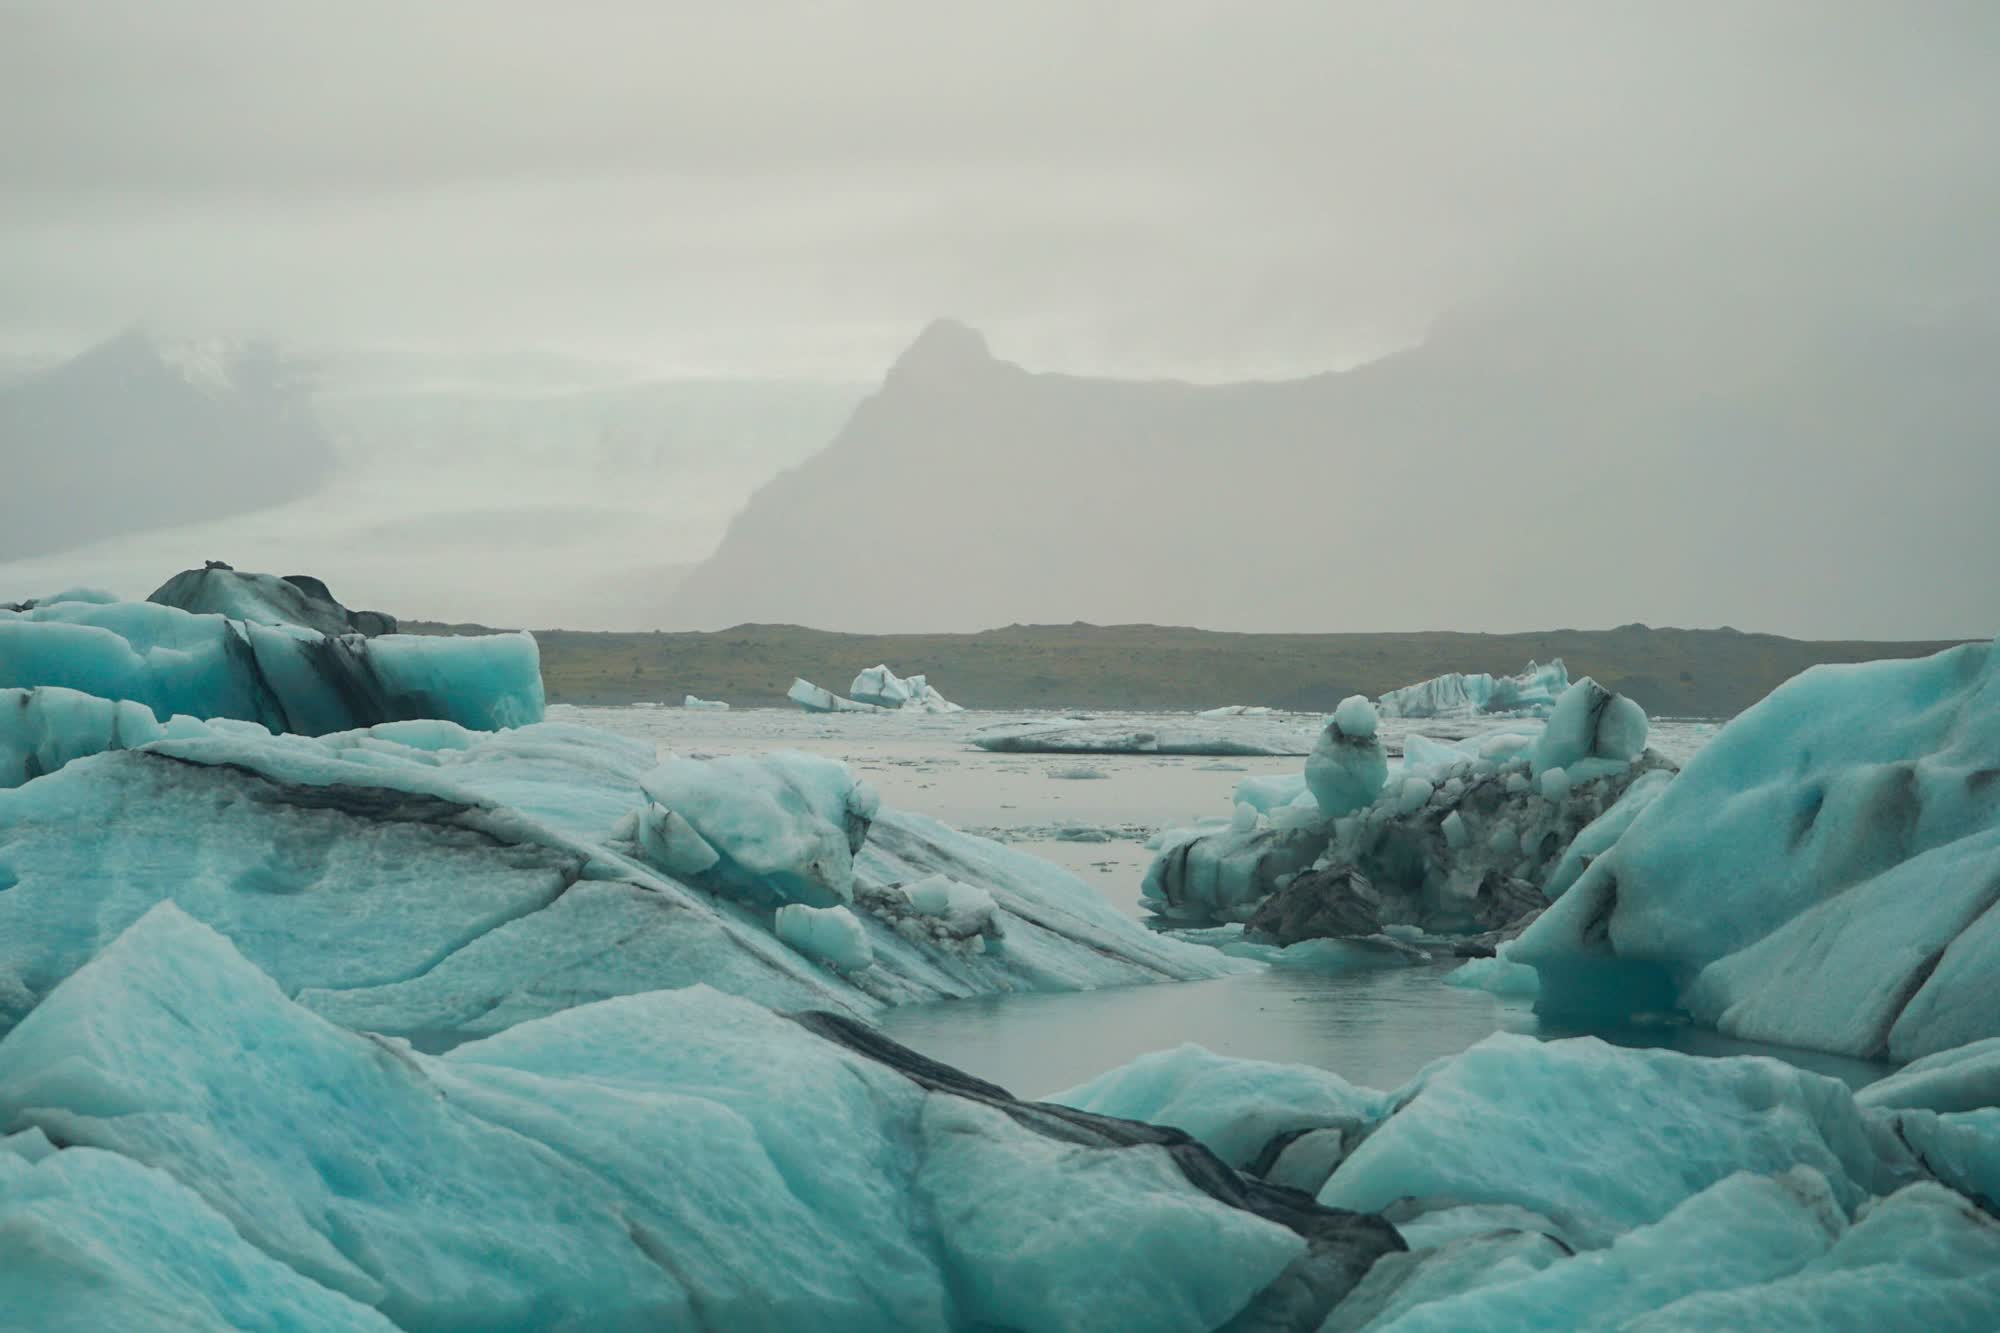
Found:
1514,634 -> 2000,1062
1,579 -> 541,737
1376,659 -> 1571,719
1143,679 -> 1673,928
148,562 -> 398,637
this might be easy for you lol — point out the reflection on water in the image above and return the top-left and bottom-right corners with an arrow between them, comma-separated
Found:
877,962 -> 1892,1101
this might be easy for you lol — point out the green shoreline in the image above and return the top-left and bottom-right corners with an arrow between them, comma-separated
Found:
404,619 -> 1969,718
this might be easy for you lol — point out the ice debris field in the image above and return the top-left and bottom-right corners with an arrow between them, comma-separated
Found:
2,566 -> 1999,1330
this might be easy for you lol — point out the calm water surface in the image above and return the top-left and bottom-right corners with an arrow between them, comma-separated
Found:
568,705 -> 1869,1096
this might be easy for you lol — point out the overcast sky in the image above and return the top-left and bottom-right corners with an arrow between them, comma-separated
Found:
5,1 -> 1994,379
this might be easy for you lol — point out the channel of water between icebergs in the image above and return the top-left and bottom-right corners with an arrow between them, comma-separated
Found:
558,703 -> 1888,1100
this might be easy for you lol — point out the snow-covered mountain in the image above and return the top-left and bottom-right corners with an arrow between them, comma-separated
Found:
0,330 -> 332,560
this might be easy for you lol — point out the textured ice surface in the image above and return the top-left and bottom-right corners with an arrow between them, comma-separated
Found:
1051,1043 -> 1391,1169
638,750 -> 878,908
849,663 -> 963,712
0,594 -> 542,734
0,906 -> 1396,1332
787,676 -> 885,713
1305,696 -> 1390,816
775,903 -> 874,971
0,709 -> 1235,1038
148,564 -> 397,637
1377,659 -> 1570,719
1,684 -> 166,788
0,1142 -> 396,1332
1318,1034 -> 1904,1249
1517,636 -> 2000,1060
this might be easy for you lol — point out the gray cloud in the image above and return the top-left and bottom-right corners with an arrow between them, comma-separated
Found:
5,1 -> 1993,376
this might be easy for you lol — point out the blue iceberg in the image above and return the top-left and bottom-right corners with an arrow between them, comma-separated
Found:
1515,635 -> 2000,1060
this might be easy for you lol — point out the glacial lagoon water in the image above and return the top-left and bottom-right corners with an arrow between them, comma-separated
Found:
561,703 -> 1890,1099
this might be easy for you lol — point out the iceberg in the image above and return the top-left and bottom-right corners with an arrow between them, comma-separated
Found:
0,905 -> 1401,1331
0,705 -> 1237,1040
0,586 -> 542,735
1318,1033 -> 1902,1249
147,562 -> 398,637
1377,658 -> 1571,719
1143,679 -> 1672,930
1056,1031 -> 2000,1328
682,694 -> 730,709
849,663 -> 964,712
1515,636 -> 2000,1061
787,676 -> 886,713
972,718 -> 1311,756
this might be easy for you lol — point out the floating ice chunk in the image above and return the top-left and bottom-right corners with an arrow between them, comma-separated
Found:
1537,766 -> 1571,800
682,694 -> 730,710
972,719 -> 1306,756
1274,935 -> 1430,970
1318,1034 -> 1901,1248
848,664 -> 963,712
1377,659 -> 1570,719
1529,677 -> 1649,777
1305,697 -> 1390,816
1442,955 -> 1541,997
1515,637 -> 2000,1060
642,751 -> 877,908
0,596 -> 541,734
1050,1043 -> 1390,1170
775,904 -> 874,971
1441,810 -> 1468,850
1199,704 -> 1275,719
787,677 -> 884,713
1047,763 -> 1109,780
1232,801 -> 1260,832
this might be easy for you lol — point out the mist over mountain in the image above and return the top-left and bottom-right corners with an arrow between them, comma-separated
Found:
666,290 -> 2000,640
0,330 -> 331,559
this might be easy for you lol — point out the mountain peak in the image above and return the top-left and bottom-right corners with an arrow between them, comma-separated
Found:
885,318 -> 995,384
